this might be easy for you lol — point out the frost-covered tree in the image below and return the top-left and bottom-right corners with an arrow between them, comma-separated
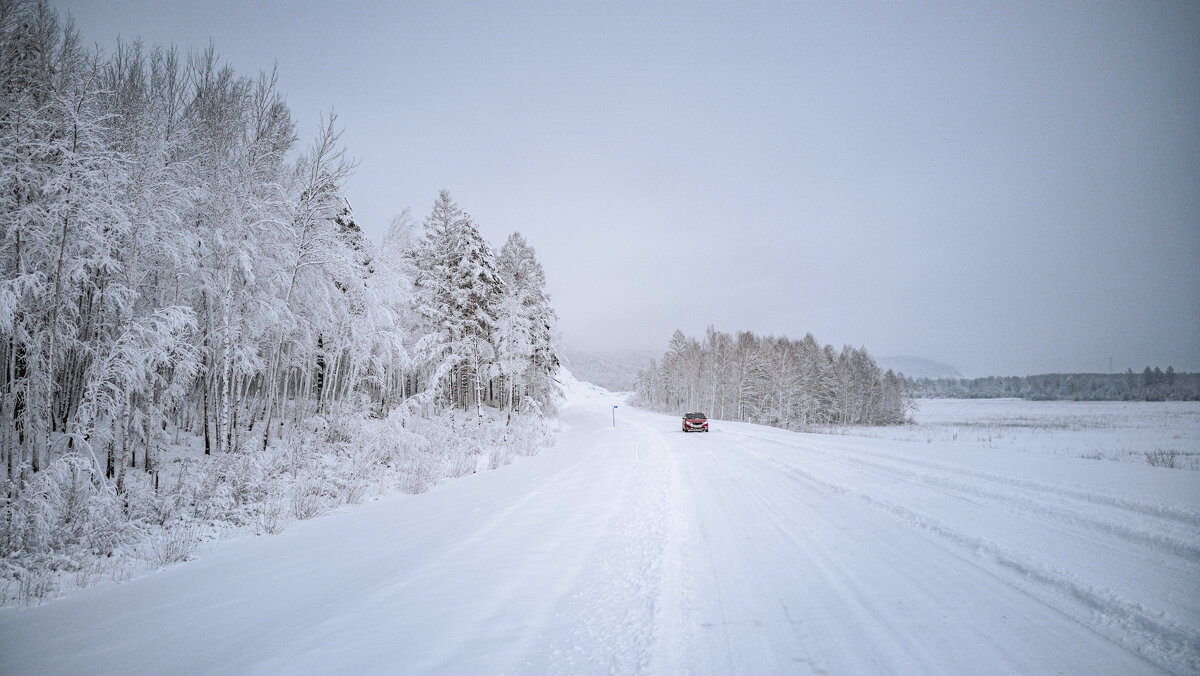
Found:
0,0 -> 564,508
412,191 -> 504,415
0,4 -> 570,601
0,5 -> 318,486
369,211 -> 421,407
1,1 -> 129,477
257,114 -> 357,450
495,232 -> 558,414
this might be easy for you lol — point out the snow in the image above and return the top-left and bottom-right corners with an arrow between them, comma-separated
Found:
2,376 -> 1198,674
853,397 -> 1200,468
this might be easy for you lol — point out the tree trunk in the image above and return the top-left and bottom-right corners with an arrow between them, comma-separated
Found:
116,395 -> 132,493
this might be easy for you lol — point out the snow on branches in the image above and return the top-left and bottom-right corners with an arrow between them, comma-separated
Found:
0,5 -> 559,498
635,327 -> 909,429
0,1 -> 561,604
411,192 -> 559,417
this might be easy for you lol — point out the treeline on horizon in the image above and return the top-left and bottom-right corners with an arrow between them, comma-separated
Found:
634,327 -> 909,429
0,1 -> 559,493
906,367 -> 1200,401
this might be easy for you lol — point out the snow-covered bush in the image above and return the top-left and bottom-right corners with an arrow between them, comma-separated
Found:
487,444 -> 510,470
0,455 -> 130,603
257,498 -> 288,535
447,451 -> 477,479
290,479 -> 329,521
1144,449 -> 1179,469
151,523 -> 200,566
506,416 -> 558,457
0,404 -> 559,605
0,455 -> 128,562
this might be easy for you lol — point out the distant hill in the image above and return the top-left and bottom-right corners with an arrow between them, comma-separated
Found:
877,356 -> 962,379
561,348 -> 659,392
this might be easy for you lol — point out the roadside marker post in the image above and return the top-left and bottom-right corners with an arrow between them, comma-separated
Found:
613,404 -> 618,428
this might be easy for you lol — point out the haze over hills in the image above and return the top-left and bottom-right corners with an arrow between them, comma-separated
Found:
877,356 -> 963,379
561,348 -> 658,392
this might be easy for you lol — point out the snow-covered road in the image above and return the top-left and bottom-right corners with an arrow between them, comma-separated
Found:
3,377 -> 1198,674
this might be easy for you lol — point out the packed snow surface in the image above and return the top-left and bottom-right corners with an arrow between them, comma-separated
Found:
3,376 -> 1199,674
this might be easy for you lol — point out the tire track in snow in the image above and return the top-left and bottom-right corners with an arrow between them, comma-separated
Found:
671,432 -> 806,673
754,451 -> 1200,674
841,451 -> 1200,561
739,426 -> 1200,528
666,425 -> 1130,674
691,438 -> 918,674
291,427 -> 634,674
650,425 -> 693,676
796,427 -> 1200,528
765,437 -> 1200,565
536,416 -> 675,675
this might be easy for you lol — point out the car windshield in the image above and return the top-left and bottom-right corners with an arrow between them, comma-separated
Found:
685,413 -> 707,419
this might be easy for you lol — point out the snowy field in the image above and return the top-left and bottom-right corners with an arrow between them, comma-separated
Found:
1,376 -> 1198,674
847,398 -> 1200,470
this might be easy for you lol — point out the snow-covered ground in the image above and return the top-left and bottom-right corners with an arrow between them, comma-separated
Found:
850,398 -> 1200,469
2,377 -> 1198,674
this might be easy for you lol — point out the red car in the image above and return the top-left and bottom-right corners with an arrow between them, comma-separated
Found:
682,412 -> 709,432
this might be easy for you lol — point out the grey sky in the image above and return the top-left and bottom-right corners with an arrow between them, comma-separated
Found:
59,1 -> 1199,376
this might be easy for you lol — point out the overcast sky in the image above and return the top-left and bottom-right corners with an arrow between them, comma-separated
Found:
59,1 -> 1199,376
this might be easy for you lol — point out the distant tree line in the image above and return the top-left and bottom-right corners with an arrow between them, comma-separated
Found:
906,367 -> 1200,401
634,327 -> 909,429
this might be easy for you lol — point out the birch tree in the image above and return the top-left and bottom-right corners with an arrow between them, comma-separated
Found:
635,328 -> 907,429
